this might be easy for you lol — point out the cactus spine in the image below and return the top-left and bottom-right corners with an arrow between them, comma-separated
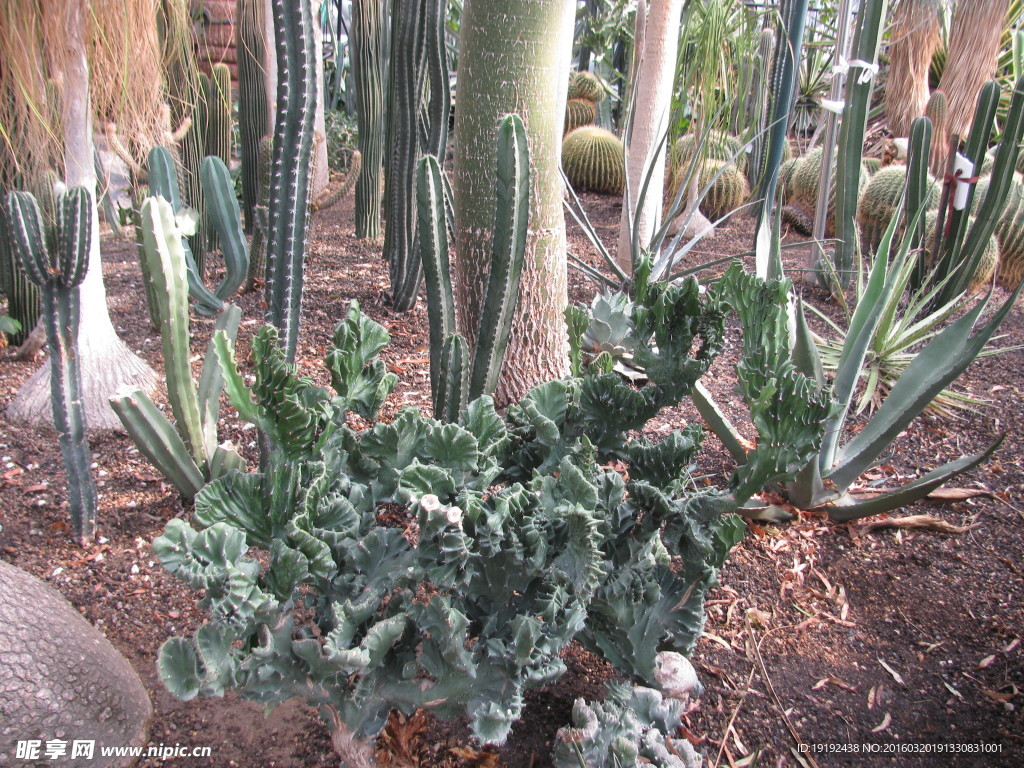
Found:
856,164 -> 940,254
418,115 -> 529,421
4,189 -> 97,544
562,126 -> 625,195
237,0 -> 269,233
383,0 -> 450,311
351,0 -> 386,240
264,0 -> 316,362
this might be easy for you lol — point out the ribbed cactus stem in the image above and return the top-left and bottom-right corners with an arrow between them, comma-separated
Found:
207,63 -> 234,167
417,155 -> 456,410
925,90 -> 948,178
468,114 -> 530,401
139,196 -> 208,468
201,156 -> 250,300
383,0 -> 449,311
351,0 -> 386,240
5,188 -> 97,545
246,135 -> 274,290
436,334 -> 468,423
0,206 -> 40,346
237,0 -> 269,233
264,0 -> 316,362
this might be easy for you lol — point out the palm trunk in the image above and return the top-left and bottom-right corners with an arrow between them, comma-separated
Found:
8,0 -> 156,431
616,0 -> 684,272
938,0 -> 1011,138
454,0 -> 575,406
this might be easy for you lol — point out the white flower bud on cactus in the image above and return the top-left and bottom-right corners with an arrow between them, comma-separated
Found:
420,494 -> 441,513
446,506 -> 463,526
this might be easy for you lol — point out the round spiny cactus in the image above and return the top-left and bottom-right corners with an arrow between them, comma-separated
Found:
568,70 -> 605,104
857,165 -> 941,254
562,126 -> 625,195
863,157 -> 882,176
695,160 -> 750,221
669,131 -> 746,175
981,177 -> 1024,290
922,209 -> 1000,293
564,98 -> 596,134
778,157 -> 800,203
785,148 -> 869,236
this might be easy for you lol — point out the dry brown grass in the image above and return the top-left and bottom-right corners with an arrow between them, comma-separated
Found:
885,0 -> 944,137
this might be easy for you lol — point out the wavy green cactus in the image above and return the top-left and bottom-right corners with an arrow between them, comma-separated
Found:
4,188 -> 97,544
562,126 -> 625,195
156,283 -> 758,763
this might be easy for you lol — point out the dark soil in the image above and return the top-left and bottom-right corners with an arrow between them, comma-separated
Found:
1,186 -> 1022,768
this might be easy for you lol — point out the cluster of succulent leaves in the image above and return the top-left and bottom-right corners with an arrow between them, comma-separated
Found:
154,278 -> 801,759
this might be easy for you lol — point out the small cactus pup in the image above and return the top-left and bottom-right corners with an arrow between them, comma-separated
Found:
4,188 -> 97,544
562,126 -> 626,195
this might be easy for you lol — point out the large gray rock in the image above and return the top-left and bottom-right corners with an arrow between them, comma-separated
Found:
0,560 -> 152,767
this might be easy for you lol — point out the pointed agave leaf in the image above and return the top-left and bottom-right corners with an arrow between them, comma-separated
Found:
819,211 -> 905,470
829,282 -> 1023,490
469,113 -> 530,400
827,437 -> 1003,521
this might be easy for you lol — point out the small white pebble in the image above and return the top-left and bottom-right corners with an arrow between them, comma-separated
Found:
98,536 -> 109,544
130,564 -> 140,575
52,567 -> 64,577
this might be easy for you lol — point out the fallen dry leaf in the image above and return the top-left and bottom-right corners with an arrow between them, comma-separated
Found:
926,487 -> 992,502
942,681 -> 965,702
856,514 -> 978,536
977,654 -> 997,670
878,659 -> 905,686
1003,638 -> 1020,654
812,676 -> 857,693
981,686 -> 1018,704
871,712 -> 892,733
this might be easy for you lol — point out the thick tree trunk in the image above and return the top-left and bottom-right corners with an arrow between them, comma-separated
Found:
938,0 -> 1010,138
454,0 -> 575,407
884,0 -> 944,136
311,0 -> 330,196
8,0 -> 155,431
616,0 -> 683,272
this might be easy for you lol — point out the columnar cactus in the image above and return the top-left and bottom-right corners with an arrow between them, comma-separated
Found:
785,148 -> 868,236
0,198 -> 41,347
237,0 -> 269,233
383,0 -> 450,311
926,90 -> 948,176
562,126 -> 626,195
4,188 -> 97,544
418,115 -> 529,421
206,63 -> 233,169
263,0 -> 317,362
111,196 -> 244,499
245,135 -> 273,290
147,146 -> 249,315
351,0 -> 386,240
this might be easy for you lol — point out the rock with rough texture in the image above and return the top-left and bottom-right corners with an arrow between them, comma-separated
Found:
0,560 -> 152,767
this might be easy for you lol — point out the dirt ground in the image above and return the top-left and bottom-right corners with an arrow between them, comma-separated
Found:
0,186 -> 1021,768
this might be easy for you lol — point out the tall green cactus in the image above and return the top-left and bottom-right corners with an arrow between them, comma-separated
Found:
4,188 -> 97,545
930,75 -> 1024,308
237,0 -> 269,233
418,115 -> 529,422
146,146 -> 249,315
263,0 -> 317,363
351,0 -> 386,240
0,198 -> 40,347
111,196 -> 245,500
206,63 -> 233,170
383,0 -> 450,311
